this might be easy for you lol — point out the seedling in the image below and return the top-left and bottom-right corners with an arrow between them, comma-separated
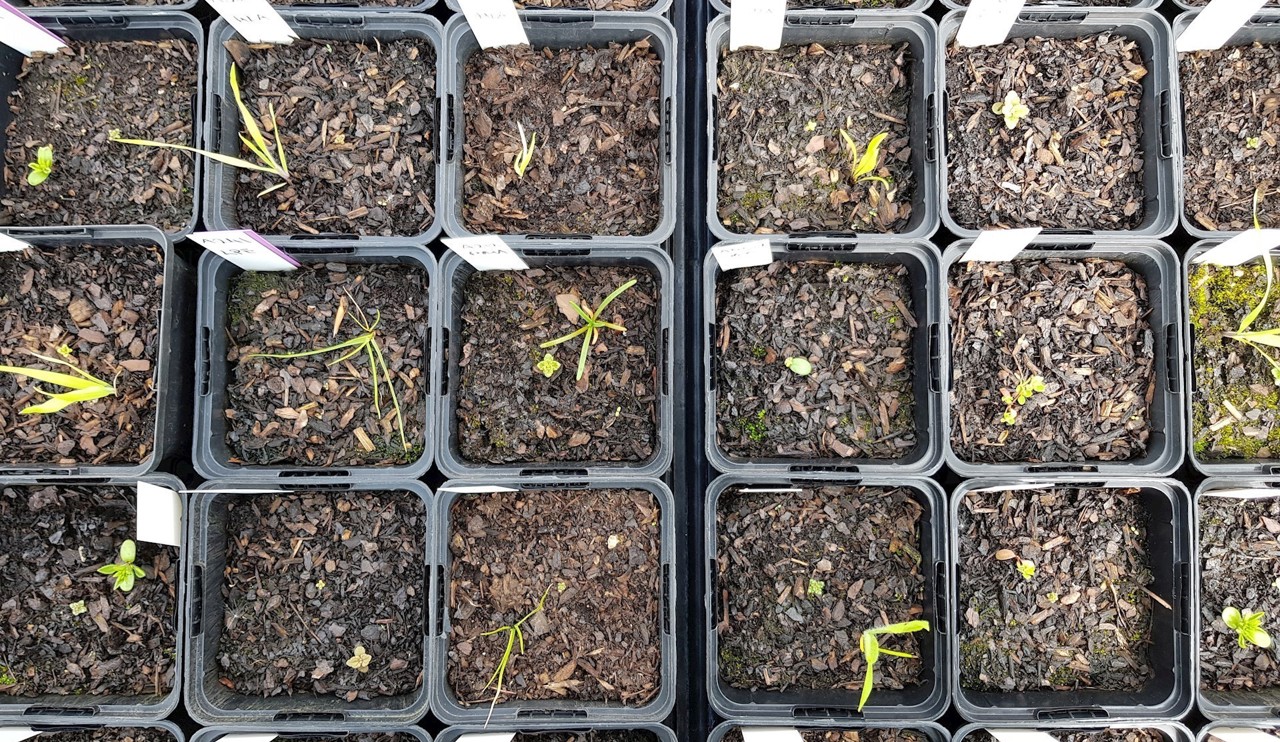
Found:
110,64 -> 290,198
1016,559 -> 1036,580
69,600 -> 87,616
1223,606 -> 1272,649
539,279 -> 637,383
856,619 -> 929,711
994,91 -> 1030,129
837,128 -> 890,188
1248,136 -> 1263,150
97,539 -> 146,593
0,350 -> 117,415
244,292 -> 411,454
1222,187 -> 1280,386
481,586 -> 551,725
807,578 -> 825,597
513,123 -> 538,179
346,645 -> 372,673
1000,374 -> 1046,426
785,356 -> 813,376
536,353 -> 561,378
26,145 -> 53,186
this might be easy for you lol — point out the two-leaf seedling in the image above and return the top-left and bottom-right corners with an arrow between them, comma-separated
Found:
1222,187 -> 1280,385
1223,606 -> 1272,650
481,586 -> 551,725
111,64 -> 291,198
857,619 -> 929,711
0,349 -> 117,415
97,539 -> 146,593
27,145 -> 53,186
838,129 -> 890,189
540,279 -> 637,384
513,123 -> 538,179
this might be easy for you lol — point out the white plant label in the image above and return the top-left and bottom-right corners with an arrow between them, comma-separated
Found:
444,235 -> 529,271
1210,729 -> 1280,742
206,0 -> 297,45
440,485 -> 518,494
189,230 -> 299,271
0,1 -> 66,56
1177,0 -> 1270,53
741,729 -> 805,742
956,0 -> 1026,48
454,735 -> 515,742
1208,489 -> 1280,500
1193,230 -> 1280,267
729,0 -> 785,52
961,227 -> 1042,262
988,732 -> 1058,742
968,484 -> 1055,495
0,233 -> 32,253
459,0 -> 528,49
0,728 -> 40,742
712,239 -> 775,270
183,488 -> 288,494
217,734 -> 278,742
136,482 -> 183,547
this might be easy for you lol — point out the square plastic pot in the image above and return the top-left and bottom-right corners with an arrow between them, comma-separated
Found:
0,474 -> 186,720
708,721 -> 950,742
1174,11 -> 1280,240
703,240 -> 943,475
1200,722 -> 1280,742
0,721 -> 185,742
704,473 -> 950,721
949,478 -> 1193,722
955,722 -> 1193,742
447,0 -> 671,14
202,14 -> 444,247
192,244 -> 438,481
1194,478 -> 1280,718
708,0 -> 932,14
936,9 -> 1179,239
431,479 -> 677,726
940,239 -> 1185,478
1183,241 -> 1280,476
0,12 -> 204,239
0,227 -> 194,478
940,0 -> 1159,9
192,727 -> 431,742
705,13 -> 939,243
436,244 -> 674,480
436,725 -> 674,742
184,480 -> 435,725
440,13 -> 678,245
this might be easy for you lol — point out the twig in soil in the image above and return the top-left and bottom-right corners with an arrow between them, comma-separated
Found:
480,586 -> 552,726
1140,585 -> 1172,611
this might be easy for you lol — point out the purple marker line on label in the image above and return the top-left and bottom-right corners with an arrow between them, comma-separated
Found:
0,0 -> 66,54
243,229 -> 300,267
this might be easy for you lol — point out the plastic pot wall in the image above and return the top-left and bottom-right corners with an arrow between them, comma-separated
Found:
436,724 -> 675,742
703,240 -> 943,475
448,0 -> 672,14
192,727 -> 431,742
954,722 -> 1193,742
707,721 -> 951,742
708,0 -> 933,15
192,244 -> 438,481
949,478 -> 1193,722
940,240 -> 1185,477
0,721 -> 185,742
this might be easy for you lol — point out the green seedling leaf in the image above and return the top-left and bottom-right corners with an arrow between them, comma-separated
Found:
1224,605 -> 1273,649
852,132 -> 889,182
856,619 -> 928,711
993,91 -> 1030,129
97,539 -> 146,593
0,350 -> 117,415
481,586 -> 552,725
536,352 -> 561,378
27,144 -> 53,186
514,123 -> 538,179
785,357 -> 813,376
538,279 -> 636,384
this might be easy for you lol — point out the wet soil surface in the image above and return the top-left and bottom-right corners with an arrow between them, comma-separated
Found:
1189,259 -> 1280,461
0,245 -> 163,467
716,43 -> 914,234
455,265 -> 661,466
2,41 -> 198,232
959,487 -> 1158,693
946,34 -> 1147,231
0,484 -> 178,698
949,258 -> 1155,465
1199,495 -> 1280,692
715,486 -> 927,694
724,730 -> 925,742
226,39 -> 436,237
224,262 -> 430,469
462,42 -> 663,236
1181,43 -> 1280,231
714,261 -> 918,461
217,490 -> 426,700
447,489 -> 663,707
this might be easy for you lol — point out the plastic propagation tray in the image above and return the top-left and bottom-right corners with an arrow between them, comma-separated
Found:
0,721 -> 187,742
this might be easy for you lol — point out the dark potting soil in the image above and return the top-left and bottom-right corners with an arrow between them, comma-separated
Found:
959,487 -> 1158,693
224,262 -> 430,468
945,34 -> 1147,231
23,730 -> 176,742
724,730 -> 925,742
1180,43 -> 1280,231
462,42 -> 663,236
514,734 -> 658,742
217,490 -> 426,700
969,732 -> 1164,742
455,265 -> 661,465
0,485 -> 178,698
1199,496 -> 1280,692
716,486 -> 927,694
447,489 -> 663,707
949,259 -> 1155,465
716,43 -> 914,235
0,245 -> 163,467
226,39 -> 436,237
2,40 -> 198,232
715,261 -> 917,461
1189,260 -> 1280,461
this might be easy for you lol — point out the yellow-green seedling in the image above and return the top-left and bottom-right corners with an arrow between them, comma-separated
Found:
785,356 -> 813,376
346,645 -> 372,673
111,64 -> 290,197
97,539 -> 146,592
27,145 -> 53,186
1016,559 -> 1036,580
244,293 -> 410,453
807,578 -> 825,597
1222,188 -> 1280,386
0,350 -> 117,415
540,279 -> 637,383
857,619 -> 930,711
481,586 -> 551,725
994,91 -> 1030,129
838,128 -> 891,188
1223,606 -> 1272,649
1000,374 -> 1047,426
536,352 -> 561,378
513,123 -> 538,179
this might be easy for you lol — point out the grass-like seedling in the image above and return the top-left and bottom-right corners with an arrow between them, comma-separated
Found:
1223,606 -> 1272,650
110,64 -> 290,198
837,128 -> 890,188
1222,188 -> 1280,385
857,619 -> 930,711
513,123 -> 538,179
540,279 -> 637,383
27,145 -> 53,186
481,586 -> 551,725
97,539 -> 146,593
0,349 -> 117,415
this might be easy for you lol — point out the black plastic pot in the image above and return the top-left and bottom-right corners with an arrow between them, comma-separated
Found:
0,721 -> 185,742
949,478 -> 1193,722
